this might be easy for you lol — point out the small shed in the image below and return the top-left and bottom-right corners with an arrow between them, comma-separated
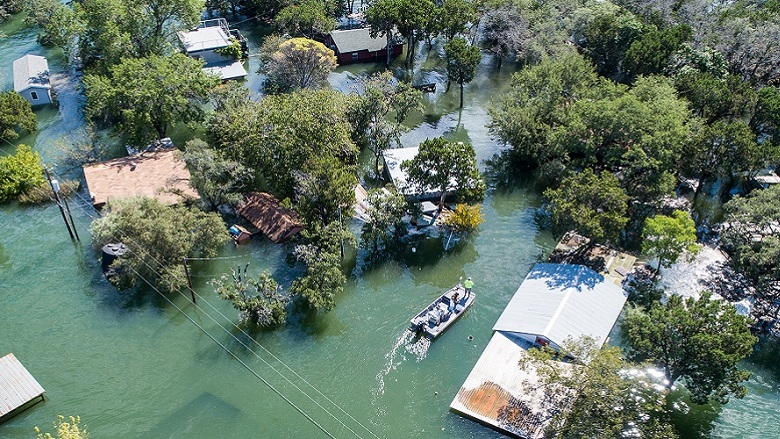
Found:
236,192 -> 303,243
0,353 -> 45,422
324,27 -> 403,64
13,55 -> 52,105
82,148 -> 200,209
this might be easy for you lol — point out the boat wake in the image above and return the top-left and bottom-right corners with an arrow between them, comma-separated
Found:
405,336 -> 431,361
374,328 -> 431,395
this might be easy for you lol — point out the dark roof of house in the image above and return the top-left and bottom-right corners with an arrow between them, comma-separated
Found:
236,192 -> 302,243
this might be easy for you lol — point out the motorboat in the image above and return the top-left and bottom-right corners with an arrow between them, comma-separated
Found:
410,284 -> 475,339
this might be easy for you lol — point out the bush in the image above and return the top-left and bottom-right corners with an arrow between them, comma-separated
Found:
0,144 -> 45,203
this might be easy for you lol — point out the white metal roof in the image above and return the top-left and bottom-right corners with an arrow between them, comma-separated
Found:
12,54 -> 51,93
329,28 -> 388,53
178,26 -> 231,52
493,263 -> 627,347
202,60 -> 248,80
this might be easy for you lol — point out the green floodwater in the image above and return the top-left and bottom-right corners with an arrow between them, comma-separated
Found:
2,15 -> 780,439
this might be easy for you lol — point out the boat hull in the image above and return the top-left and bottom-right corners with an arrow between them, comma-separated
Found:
410,285 -> 475,339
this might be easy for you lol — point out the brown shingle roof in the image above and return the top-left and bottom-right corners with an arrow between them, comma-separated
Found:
82,149 -> 199,208
236,192 -> 302,243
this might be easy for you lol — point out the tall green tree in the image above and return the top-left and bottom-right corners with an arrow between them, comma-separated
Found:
348,72 -> 422,173
293,154 -> 357,227
209,89 -> 357,199
0,144 -> 45,203
444,37 -> 482,108
488,54 -> 601,169
73,0 -> 203,71
621,292 -> 758,404
642,210 -> 699,275
259,37 -> 337,94
515,337 -> 678,439
401,137 -> 486,214
290,243 -> 345,310
0,91 -> 37,141
83,54 -> 219,143
543,169 -> 629,244
366,0 -> 400,66
211,270 -> 289,326
183,139 -> 252,211
90,197 -> 228,293
721,185 -> 780,290
360,188 -> 408,252
24,0 -> 80,48
274,0 -> 336,38
683,120 -> 762,198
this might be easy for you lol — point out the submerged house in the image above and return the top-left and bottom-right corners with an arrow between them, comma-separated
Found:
450,263 -> 628,438
82,148 -> 199,209
177,18 -> 248,80
236,192 -> 303,243
13,54 -> 52,106
324,27 -> 403,64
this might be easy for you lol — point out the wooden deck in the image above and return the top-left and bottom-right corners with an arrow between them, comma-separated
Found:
0,353 -> 45,421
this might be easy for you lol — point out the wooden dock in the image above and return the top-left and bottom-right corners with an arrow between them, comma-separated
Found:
0,353 -> 45,422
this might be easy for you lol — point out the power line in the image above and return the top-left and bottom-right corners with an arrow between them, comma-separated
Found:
61,204 -> 341,439
58,180 -> 380,439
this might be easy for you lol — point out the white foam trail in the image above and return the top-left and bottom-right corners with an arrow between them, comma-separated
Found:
374,329 -> 415,395
405,336 -> 431,362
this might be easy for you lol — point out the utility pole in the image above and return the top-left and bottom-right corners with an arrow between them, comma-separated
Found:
182,257 -> 196,304
44,167 -> 75,241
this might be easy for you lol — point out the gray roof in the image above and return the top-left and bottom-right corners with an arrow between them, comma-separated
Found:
329,27 -> 390,53
12,55 -> 51,93
202,60 -> 248,80
493,263 -> 627,347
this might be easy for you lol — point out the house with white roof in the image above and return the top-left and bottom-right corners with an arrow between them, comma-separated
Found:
13,55 -> 52,105
450,263 -> 628,438
177,18 -> 248,80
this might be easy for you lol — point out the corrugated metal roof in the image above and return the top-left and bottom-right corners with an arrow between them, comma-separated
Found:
450,332 -> 575,438
202,60 -> 248,80
0,353 -> 45,418
329,28 -> 389,54
12,55 -> 51,93
493,263 -> 627,347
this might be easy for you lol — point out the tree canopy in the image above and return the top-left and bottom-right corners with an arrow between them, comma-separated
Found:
518,337 -> 678,439
444,37 -> 482,108
0,91 -> 37,141
83,54 -> 219,143
721,185 -> 780,290
543,169 -> 628,244
621,292 -> 758,404
183,139 -> 252,211
259,37 -> 337,94
211,270 -> 289,326
0,144 -> 46,203
90,197 -> 228,293
642,210 -> 699,273
401,137 -> 486,213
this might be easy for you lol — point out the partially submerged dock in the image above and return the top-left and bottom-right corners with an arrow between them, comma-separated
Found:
0,353 -> 45,422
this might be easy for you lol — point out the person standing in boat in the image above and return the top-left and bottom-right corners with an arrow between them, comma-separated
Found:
464,277 -> 473,296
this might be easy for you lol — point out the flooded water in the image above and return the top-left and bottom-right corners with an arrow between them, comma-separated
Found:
1,16 -> 779,439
